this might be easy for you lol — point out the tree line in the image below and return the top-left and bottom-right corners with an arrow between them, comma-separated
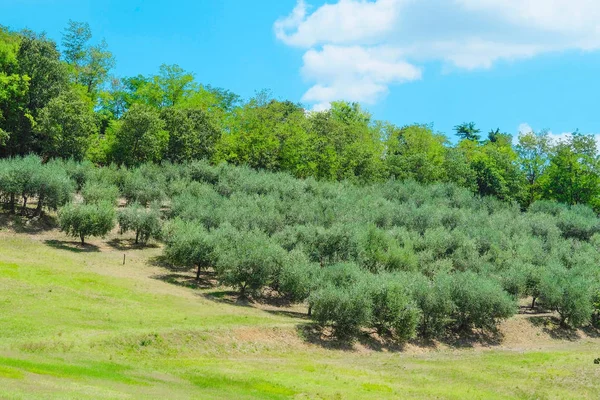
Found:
2,156 -> 600,342
1,23 -> 600,211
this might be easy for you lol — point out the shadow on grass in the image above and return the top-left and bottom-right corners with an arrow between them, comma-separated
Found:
527,315 -> 585,341
0,212 -> 57,235
297,322 -> 505,353
152,273 -> 215,290
107,238 -> 160,251
437,327 -> 504,349
45,239 -> 100,253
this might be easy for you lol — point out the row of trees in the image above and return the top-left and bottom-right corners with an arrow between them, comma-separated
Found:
2,23 -> 600,211
3,157 -> 599,341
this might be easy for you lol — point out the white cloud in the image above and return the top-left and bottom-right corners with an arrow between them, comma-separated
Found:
275,0 -> 600,108
274,0 -> 404,48
301,45 -> 421,105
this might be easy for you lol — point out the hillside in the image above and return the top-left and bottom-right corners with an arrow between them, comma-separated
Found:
1,228 -> 600,399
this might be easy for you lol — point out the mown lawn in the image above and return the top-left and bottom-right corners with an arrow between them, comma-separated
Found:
1,233 -> 599,399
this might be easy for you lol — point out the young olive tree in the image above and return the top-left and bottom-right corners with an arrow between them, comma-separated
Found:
81,181 -> 120,205
212,225 -> 286,297
367,275 -> 420,342
309,283 -> 373,340
118,203 -> 162,245
58,201 -> 115,244
163,220 -> 214,280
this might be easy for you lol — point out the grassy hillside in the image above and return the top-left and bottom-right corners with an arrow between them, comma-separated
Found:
1,229 -> 600,399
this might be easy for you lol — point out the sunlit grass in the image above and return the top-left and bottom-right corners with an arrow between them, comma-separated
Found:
1,233 -> 599,399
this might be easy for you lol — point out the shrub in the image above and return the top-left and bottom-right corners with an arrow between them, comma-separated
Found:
277,250 -> 321,304
163,220 -> 215,280
539,267 -> 594,328
212,225 -> 287,297
410,273 -> 454,338
450,272 -> 516,331
310,284 -> 372,339
122,168 -> 166,206
82,181 -> 120,205
556,205 -> 600,241
58,201 -> 115,244
367,275 -> 420,341
118,203 -> 162,245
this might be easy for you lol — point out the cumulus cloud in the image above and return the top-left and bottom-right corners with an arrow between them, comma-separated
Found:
301,45 -> 421,105
274,0 -> 404,48
275,0 -> 600,109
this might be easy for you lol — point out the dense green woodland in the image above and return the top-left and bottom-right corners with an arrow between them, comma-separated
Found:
2,22 -> 600,342
2,22 -> 600,210
2,156 -> 600,342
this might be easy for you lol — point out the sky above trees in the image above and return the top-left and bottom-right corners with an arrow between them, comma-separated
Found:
1,0 -> 599,140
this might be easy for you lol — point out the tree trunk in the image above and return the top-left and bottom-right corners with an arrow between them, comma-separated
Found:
9,193 -> 15,214
196,265 -> 201,281
135,231 -> 140,244
34,195 -> 44,217
21,196 -> 27,216
531,297 -> 537,310
80,233 -> 85,245
308,305 -> 312,317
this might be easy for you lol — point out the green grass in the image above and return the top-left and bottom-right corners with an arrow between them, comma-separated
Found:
1,233 -> 600,399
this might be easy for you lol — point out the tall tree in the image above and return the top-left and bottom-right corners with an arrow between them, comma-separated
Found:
62,20 -> 114,96
385,124 -> 447,183
454,122 -> 481,142
516,131 -> 550,206
35,89 -> 97,160
110,104 -> 168,166
543,133 -> 600,209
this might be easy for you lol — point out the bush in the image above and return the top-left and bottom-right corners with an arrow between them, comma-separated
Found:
310,284 -> 373,339
539,267 -> 594,327
367,275 -> 420,341
450,272 -> 516,331
410,273 -> 454,338
58,201 -> 115,244
212,225 -> 287,297
163,220 -> 215,280
277,250 -> 321,304
82,181 -> 120,205
556,205 -> 600,241
122,168 -> 166,206
118,203 -> 162,245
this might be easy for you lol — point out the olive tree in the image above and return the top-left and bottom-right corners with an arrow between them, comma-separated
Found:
118,202 -> 161,245
58,201 -> 115,244
163,220 -> 214,280
212,225 -> 286,297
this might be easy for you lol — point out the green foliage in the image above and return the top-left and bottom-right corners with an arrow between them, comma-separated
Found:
410,273 -> 454,338
539,266 -> 595,328
368,275 -> 420,341
163,219 -> 215,280
81,181 -> 119,205
35,89 -> 97,160
58,201 -> 115,244
118,202 -> 161,245
160,107 -> 220,162
454,122 -> 481,142
310,283 -> 373,339
450,272 -> 517,331
277,250 -> 320,303
111,104 -> 168,166
122,166 -> 166,206
212,225 -> 286,297
385,124 -> 447,183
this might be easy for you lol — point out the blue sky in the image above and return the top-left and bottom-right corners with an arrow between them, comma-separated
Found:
2,0 -> 599,139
